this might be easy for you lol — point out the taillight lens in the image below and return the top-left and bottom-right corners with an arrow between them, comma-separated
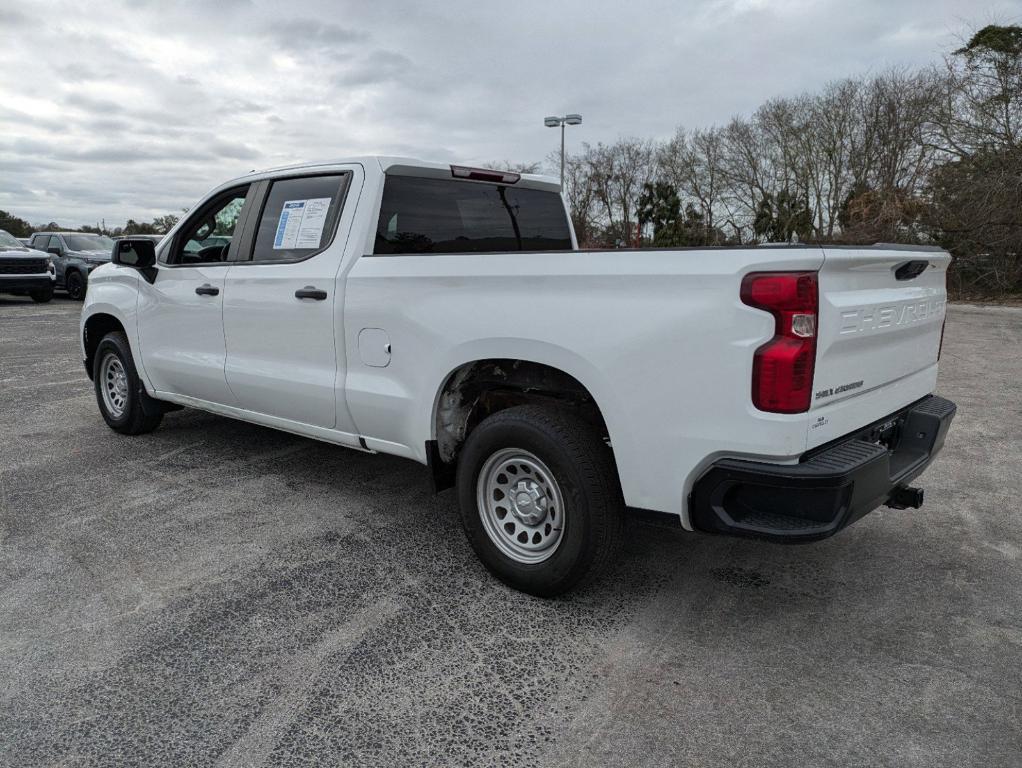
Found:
741,271 -> 819,414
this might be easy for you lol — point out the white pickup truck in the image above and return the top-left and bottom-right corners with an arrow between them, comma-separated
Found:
81,157 -> 956,596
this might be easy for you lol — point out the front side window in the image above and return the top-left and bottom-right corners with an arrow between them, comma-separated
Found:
167,186 -> 250,265
249,174 -> 350,262
373,176 -> 572,254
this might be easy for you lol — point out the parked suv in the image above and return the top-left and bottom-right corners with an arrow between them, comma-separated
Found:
0,229 -> 54,302
29,232 -> 115,300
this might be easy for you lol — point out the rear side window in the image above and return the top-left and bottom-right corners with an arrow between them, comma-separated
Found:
250,174 -> 350,262
374,176 -> 572,254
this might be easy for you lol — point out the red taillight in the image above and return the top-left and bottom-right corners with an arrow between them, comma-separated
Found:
741,271 -> 819,414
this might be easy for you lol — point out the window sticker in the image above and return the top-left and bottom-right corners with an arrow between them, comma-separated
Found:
272,197 -> 332,249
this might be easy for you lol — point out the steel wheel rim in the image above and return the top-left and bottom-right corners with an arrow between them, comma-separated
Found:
476,448 -> 565,564
100,352 -> 129,418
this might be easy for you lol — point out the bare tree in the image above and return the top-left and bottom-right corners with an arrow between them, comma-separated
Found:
659,127 -> 731,243
485,160 -> 543,174
929,26 -> 1022,157
557,151 -> 600,246
924,26 -> 1022,294
580,139 -> 657,245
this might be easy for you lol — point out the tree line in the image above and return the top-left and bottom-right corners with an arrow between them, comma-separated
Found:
0,210 -> 181,239
542,25 -> 1022,297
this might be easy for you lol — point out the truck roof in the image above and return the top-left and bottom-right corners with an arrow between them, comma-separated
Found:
236,156 -> 561,193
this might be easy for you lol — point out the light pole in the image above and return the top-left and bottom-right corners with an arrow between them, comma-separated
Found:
544,113 -> 582,187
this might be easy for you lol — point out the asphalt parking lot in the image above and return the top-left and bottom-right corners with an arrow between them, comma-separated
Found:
0,297 -> 1019,767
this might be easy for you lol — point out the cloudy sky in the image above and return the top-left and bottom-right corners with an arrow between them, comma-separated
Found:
1,0 -> 1019,226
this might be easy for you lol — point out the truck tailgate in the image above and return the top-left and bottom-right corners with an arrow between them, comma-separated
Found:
808,246 -> 949,448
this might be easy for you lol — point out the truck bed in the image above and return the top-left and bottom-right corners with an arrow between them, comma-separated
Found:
343,242 -> 949,526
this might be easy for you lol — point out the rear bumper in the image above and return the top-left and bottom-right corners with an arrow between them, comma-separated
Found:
0,275 -> 53,292
690,395 -> 956,542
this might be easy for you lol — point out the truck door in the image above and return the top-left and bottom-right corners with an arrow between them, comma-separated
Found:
136,184 -> 254,405
222,167 -> 362,431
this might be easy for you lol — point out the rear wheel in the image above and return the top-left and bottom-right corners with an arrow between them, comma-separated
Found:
93,331 -> 163,435
456,405 -> 623,597
29,286 -> 53,303
65,270 -> 85,301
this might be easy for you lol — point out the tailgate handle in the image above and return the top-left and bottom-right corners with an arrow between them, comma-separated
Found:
894,260 -> 928,281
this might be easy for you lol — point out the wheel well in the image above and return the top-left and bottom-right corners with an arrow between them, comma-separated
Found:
430,359 -> 610,489
83,314 -> 125,379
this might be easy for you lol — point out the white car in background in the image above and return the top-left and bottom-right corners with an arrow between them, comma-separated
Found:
79,157 -> 956,596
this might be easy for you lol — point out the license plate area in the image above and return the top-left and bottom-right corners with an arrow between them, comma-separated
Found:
803,398 -> 922,462
867,418 -> 902,451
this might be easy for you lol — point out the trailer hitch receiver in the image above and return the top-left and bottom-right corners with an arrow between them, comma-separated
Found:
886,485 -> 924,510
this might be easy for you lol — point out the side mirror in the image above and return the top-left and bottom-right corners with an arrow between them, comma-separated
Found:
47,246 -> 61,256
113,238 -> 156,269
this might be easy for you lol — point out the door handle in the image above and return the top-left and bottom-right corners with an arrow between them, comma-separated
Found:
295,286 -> 328,301
195,284 -> 219,296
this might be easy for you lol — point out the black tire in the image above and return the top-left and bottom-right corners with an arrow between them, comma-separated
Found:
456,405 -> 624,597
29,286 -> 54,303
93,331 -> 163,435
65,270 -> 85,300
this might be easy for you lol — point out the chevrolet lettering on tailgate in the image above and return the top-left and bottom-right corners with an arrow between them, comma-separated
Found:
839,298 -> 946,335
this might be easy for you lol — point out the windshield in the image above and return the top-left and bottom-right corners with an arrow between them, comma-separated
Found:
0,230 -> 25,248
64,234 -> 115,251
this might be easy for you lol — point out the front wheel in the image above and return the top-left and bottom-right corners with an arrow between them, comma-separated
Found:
29,286 -> 54,303
65,270 -> 86,301
93,331 -> 163,435
456,405 -> 624,597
